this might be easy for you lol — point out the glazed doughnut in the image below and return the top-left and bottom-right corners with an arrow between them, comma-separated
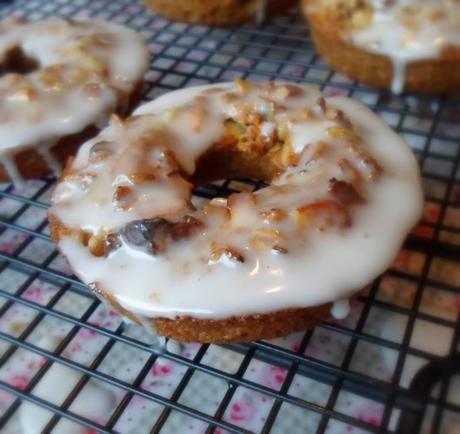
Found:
0,17 -> 149,183
143,0 -> 295,25
49,80 -> 423,343
302,0 -> 460,94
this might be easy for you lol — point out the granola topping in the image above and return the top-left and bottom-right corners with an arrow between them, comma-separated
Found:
50,80 -> 423,320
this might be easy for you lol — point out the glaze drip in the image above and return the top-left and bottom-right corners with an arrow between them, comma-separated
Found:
349,0 -> 460,93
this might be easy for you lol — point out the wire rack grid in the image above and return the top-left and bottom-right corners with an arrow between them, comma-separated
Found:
0,0 -> 459,433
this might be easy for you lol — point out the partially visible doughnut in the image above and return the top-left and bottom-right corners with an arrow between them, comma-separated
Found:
302,0 -> 460,94
49,80 -> 423,343
142,0 -> 295,25
0,17 -> 149,183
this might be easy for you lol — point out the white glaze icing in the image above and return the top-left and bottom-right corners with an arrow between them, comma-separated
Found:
330,299 -> 350,319
349,0 -> 460,93
50,81 -> 423,321
0,17 -> 149,183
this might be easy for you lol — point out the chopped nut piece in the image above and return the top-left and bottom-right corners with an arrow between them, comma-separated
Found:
284,84 -> 305,97
296,200 -> 351,231
299,108 -> 315,120
224,119 -> 246,138
246,111 -> 263,125
39,65 -> 65,88
79,54 -> 106,75
250,228 -> 287,251
276,123 -> 289,142
272,86 -> 290,100
129,172 -> 156,183
328,178 -> 363,204
113,186 -> 134,211
184,107 -> 206,132
234,77 -> 252,93
89,140 -> 113,164
210,247 -> 245,263
203,203 -> 231,221
80,231 -> 91,246
259,208 -> 287,223
325,107 -> 352,128
348,144 -> 383,179
309,141 -> 328,161
228,191 -> 256,210
9,87 -> 36,102
88,235 -> 105,257
164,107 -> 177,121
83,82 -> 101,100
339,158 -> 363,184
272,245 -> 288,254
220,92 -> 238,103
104,232 -> 121,256
110,114 -> 124,127
170,216 -> 204,241
64,172 -> 95,190
317,96 -> 327,112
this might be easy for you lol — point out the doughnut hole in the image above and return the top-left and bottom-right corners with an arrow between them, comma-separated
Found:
0,45 -> 39,75
192,118 -> 288,184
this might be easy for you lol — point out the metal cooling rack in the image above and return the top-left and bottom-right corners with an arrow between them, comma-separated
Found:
0,0 -> 459,433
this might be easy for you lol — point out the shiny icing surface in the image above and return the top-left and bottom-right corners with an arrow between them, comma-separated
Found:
50,81 -> 423,320
350,0 -> 460,93
0,17 -> 149,182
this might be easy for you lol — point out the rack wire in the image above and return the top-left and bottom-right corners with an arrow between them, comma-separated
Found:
0,0 -> 459,433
